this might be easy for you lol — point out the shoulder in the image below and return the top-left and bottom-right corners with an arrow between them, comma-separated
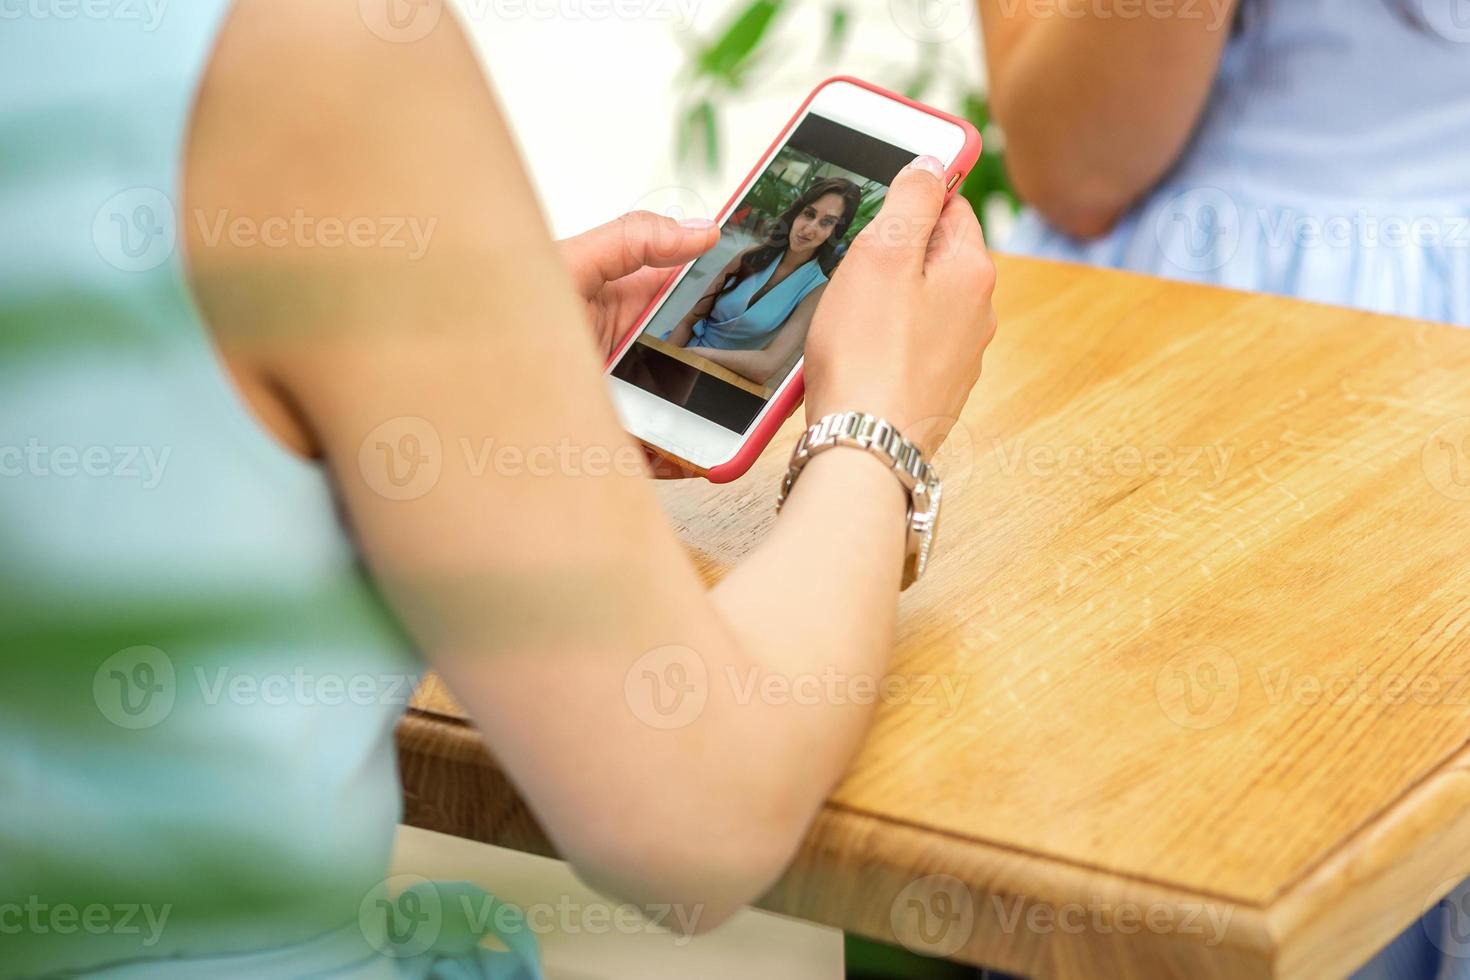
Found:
797,281 -> 827,307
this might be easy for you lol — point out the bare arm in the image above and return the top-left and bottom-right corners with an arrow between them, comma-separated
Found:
980,0 -> 1238,238
693,283 -> 825,384
188,1 -> 995,929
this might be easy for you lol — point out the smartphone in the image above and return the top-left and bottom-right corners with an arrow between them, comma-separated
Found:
604,76 -> 982,483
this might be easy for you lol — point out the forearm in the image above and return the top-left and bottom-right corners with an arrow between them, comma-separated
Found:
574,446 -> 909,919
712,446 -> 907,757
425,441 -> 908,924
667,316 -> 695,346
981,1 -> 1236,236
695,344 -> 777,383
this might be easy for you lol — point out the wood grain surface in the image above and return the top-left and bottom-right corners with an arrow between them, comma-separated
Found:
400,255 -> 1470,978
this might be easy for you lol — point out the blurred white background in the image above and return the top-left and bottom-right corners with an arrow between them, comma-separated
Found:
455,0 -> 988,238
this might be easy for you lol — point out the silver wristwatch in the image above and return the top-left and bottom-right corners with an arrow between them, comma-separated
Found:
777,411 -> 942,590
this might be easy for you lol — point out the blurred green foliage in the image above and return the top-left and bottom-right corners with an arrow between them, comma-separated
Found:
674,0 -> 1017,234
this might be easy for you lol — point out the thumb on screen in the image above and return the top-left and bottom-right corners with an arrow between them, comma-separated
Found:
862,156 -> 948,257
561,211 -> 719,295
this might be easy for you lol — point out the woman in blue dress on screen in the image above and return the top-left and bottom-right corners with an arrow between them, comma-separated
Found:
668,177 -> 864,385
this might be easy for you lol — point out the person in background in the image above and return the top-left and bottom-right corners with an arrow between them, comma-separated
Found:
983,0 -> 1470,327
981,1 -> 1469,975
1,0 -> 996,976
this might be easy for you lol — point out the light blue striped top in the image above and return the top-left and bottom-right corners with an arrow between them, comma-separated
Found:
1,4 -> 535,976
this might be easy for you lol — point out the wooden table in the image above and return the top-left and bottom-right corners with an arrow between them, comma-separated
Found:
398,255 -> 1470,979
638,334 -> 776,398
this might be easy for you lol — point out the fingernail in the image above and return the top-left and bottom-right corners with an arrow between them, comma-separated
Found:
907,155 -> 946,180
678,218 -> 716,230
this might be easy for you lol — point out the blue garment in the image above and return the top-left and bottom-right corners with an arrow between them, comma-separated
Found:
689,253 -> 828,349
1351,879 -> 1470,980
1005,0 -> 1470,327
0,5 -> 536,978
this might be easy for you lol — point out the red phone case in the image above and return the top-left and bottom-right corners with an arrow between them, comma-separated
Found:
606,75 -> 983,484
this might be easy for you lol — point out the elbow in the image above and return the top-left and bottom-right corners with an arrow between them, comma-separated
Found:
1007,156 -> 1134,240
1033,193 -> 1130,241
558,782 -> 810,934
568,815 -> 801,933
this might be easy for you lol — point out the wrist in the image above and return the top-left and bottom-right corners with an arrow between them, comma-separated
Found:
778,411 -> 946,590
793,442 -> 910,517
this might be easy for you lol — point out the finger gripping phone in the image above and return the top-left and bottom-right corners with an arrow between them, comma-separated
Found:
605,76 -> 981,483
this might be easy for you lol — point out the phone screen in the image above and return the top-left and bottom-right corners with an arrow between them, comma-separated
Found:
609,114 -> 916,434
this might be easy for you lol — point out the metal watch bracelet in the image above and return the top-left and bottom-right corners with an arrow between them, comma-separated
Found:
776,411 -> 942,590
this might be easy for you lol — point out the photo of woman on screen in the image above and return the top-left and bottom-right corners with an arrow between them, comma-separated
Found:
667,177 -> 864,385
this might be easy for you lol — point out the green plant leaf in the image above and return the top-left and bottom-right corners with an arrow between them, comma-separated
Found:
824,4 -> 850,59
696,0 -> 785,81
962,90 -> 991,131
698,100 -> 719,168
676,100 -> 720,170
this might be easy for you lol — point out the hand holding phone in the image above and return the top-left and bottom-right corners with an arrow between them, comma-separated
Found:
803,158 -> 997,460
560,211 -> 721,362
606,77 -> 986,482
